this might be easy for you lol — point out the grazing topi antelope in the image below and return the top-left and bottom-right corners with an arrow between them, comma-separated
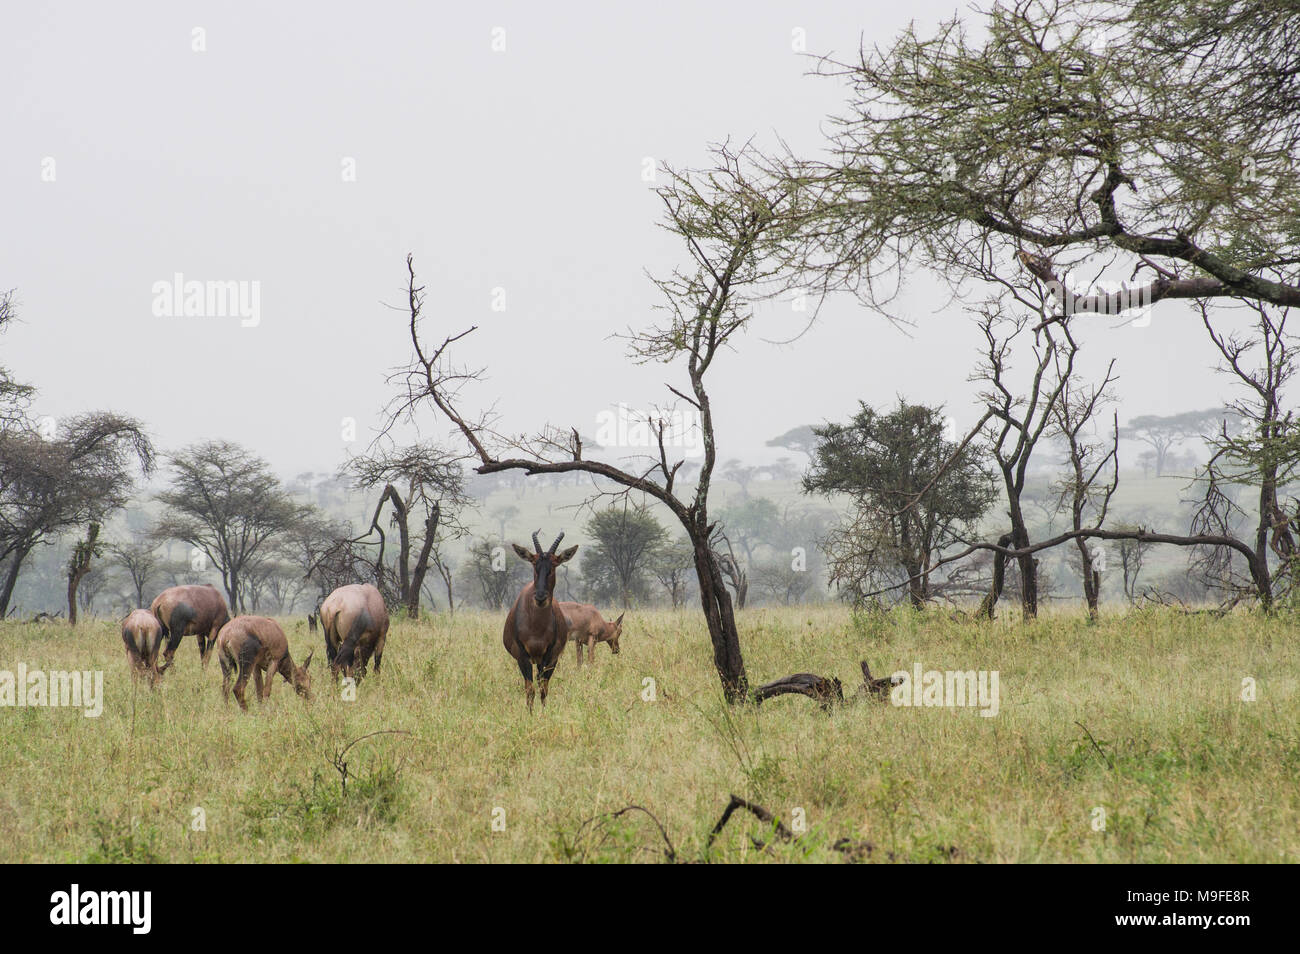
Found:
558,602 -> 624,667
215,615 -> 313,711
504,530 -> 579,712
120,609 -> 166,685
318,583 -> 389,682
150,584 -> 231,669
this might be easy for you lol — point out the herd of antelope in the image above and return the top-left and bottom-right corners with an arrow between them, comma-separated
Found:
118,529 -> 623,713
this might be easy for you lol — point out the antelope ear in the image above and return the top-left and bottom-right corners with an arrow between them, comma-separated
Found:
554,545 -> 579,565
614,613 -> 624,631
303,650 -> 314,670
512,543 -> 537,564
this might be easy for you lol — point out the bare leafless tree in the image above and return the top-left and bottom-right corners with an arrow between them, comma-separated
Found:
382,143 -> 796,701
973,292 -> 1073,620
1050,323 -> 1120,618
1191,298 -> 1300,605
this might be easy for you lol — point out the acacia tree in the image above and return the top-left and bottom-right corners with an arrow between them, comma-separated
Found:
1120,410 -> 1222,478
0,291 -> 33,433
766,425 -> 818,458
804,399 -> 994,609
747,0 -> 1300,616
772,0 -> 1300,325
385,145 -> 794,702
155,441 -> 311,613
0,413 -> 154,617
651,538 -> 695,608
580,503 -> 667,608
342,442 -> 472,618
107,537 -> 160,608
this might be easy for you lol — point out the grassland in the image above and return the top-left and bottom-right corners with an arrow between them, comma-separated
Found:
0,604 -> 1296,863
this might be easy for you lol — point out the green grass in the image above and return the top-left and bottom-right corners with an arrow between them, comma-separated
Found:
0,605 -> 1295,863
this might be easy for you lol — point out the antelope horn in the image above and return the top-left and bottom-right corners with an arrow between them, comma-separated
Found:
548,531 -> 565,556
532,530 -> 543,555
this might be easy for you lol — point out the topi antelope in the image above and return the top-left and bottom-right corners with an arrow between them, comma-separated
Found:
215,615 -> 313,711
121,609 -> 166,686
558,602 -> 624,667
150,584 -> 230,669
318,583 -> 389,682
504,530 -> 579,712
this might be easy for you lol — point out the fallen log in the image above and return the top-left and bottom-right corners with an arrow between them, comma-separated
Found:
752,673 -> 843,710
753,661 -> 899,710
857,660 -> 897,700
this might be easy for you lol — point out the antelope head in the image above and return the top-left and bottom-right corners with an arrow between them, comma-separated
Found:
607,613 -> 625,654
512,530 -> 579,608
293,650 -> 314,699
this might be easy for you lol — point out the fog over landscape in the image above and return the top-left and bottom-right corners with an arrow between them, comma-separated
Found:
2,0 -> 1298,876
5,1 -> 1235,479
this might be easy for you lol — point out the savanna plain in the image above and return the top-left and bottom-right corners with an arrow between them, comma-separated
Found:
1,605 -> 1295,863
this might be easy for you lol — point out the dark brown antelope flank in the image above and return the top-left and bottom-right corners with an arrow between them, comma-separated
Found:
558,602 -> 624,666
120,609 -> 166,686
318,583 -> 389,682
504,530 -> 579,712
215,615 -> 313,712
150,584 -> 231,669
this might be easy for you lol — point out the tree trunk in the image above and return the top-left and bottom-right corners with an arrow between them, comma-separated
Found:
226,568 -> 240,615
406,504 -> 440,619
0,542 -> 32,619
1008,508 -> 1037,619
439,558 -> 454,616
691,535 -> 748,703
1076,537 -> 1099,619
1016,551 -> 1038,619
1248,548 -> 1273,610
66,523 -> 100,625
905,559 -> 925,609
976,532 -> 1014,619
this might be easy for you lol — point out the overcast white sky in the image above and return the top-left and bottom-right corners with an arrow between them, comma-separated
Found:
2,1 -> 1237,480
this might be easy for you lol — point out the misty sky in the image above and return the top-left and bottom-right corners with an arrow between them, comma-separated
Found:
3,1 -> 1245,482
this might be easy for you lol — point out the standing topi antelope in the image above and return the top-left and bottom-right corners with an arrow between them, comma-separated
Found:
150,584 -> 231,669
504,530 -> 579,713
318,583 -> 389,682
120,609 -> 166,686
215,615 -> 313,711
558,602 -> 624,667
